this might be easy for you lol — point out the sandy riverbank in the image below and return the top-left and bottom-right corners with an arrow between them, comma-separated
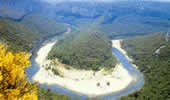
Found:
32,39 -> 135,96
112,40 -> 138,69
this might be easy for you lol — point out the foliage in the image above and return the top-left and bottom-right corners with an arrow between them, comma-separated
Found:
119,32 -> 170,100
0,14 -> 67,52
56,11 -> 170,39
37,88 -> 79,100
99,15 -> 170,39
0,45 -> 37,100
21,13 -> 67,35
37,87 -> 104,100
86,98 -> 103,100
48,32 -> 118,70
0,18 -> 41,52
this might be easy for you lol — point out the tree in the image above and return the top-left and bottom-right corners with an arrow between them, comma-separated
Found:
0,45 -> 37,100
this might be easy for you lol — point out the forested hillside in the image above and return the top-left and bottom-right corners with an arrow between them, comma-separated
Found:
48,32 -> 118,70
0,14 -> 67,52
0,18 -> 41,52
2,0 -> 170,39
119,32 -> 170,100
21,14 -> 67,35
53,1 -> 170,39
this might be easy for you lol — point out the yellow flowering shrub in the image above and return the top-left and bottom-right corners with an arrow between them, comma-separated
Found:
0,45 -> 37,100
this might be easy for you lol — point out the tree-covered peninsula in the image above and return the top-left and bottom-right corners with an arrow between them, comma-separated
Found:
48,32 -> 118,70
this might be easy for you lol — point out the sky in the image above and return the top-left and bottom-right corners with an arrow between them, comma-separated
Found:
39,0 -> 170,3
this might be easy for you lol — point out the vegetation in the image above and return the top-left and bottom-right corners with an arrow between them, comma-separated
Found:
0,45 -> 37,100
56,13 -> 170,39
37,88 -> 80,100
0,14 -> 67,53
0,18 -> 41,52
86,98 -> 102,100
0,16 -> 73,100
48,32 -> 118,70
118,32 -> 170,100
99,15 -> 170,39
1,1 -> 170,99
38,87 -> 105,100
21,14 -> 67,35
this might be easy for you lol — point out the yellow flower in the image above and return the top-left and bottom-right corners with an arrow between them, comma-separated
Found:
0,45 -> 37,100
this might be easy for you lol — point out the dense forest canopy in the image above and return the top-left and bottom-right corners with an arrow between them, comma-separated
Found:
0,15 -> 67,53
0,18 -> 40,52
21,14 -> 67,35
119,32 -> 170,100
48,32 -> 118,70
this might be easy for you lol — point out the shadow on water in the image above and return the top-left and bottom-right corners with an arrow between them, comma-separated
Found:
26,37 -> 144,100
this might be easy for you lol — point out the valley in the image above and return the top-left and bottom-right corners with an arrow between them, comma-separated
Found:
0,0 -> 169,100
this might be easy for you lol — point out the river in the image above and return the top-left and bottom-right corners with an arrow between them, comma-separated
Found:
26,27 -> 144,100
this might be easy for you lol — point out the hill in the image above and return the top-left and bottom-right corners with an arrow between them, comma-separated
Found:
21,14 -> 67,35
52,1 -> 170,39
0,14 -> 67,52
0,18 -> 41,52
119,32 -> 170,100
48,32 -> 118,70
2,1 -> 170,39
